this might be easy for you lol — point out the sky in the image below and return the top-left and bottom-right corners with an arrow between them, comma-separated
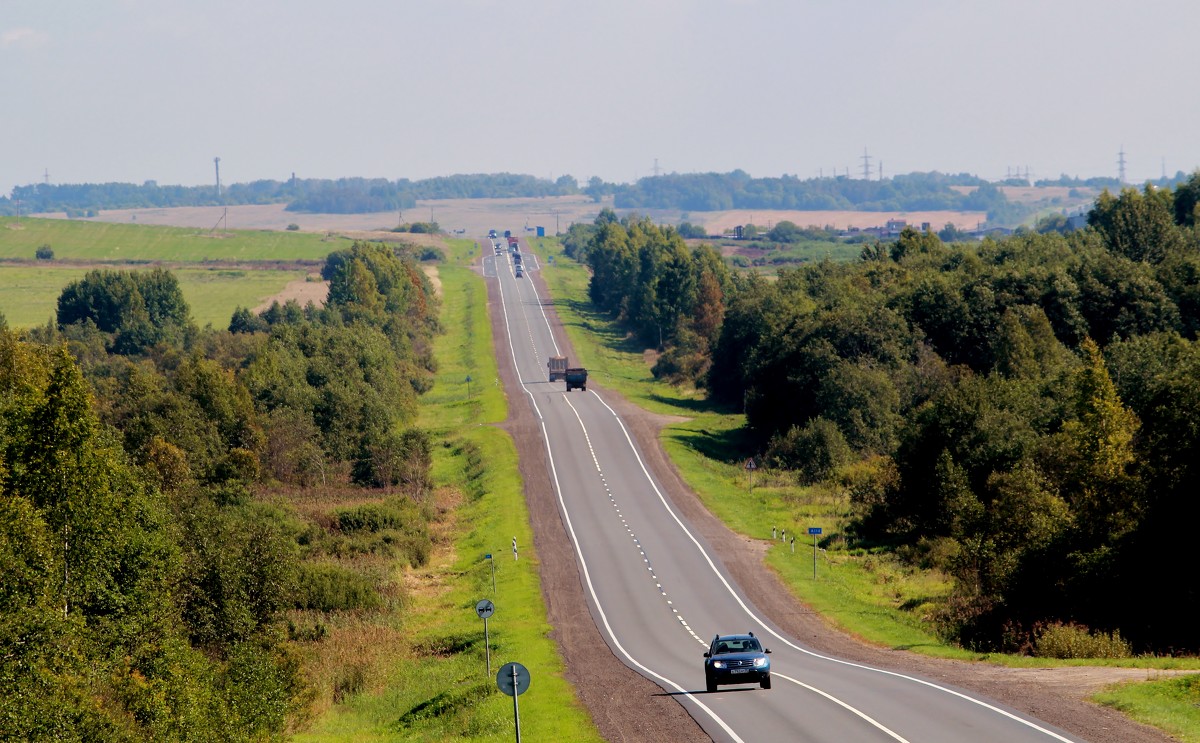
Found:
2,0 -> 1199,197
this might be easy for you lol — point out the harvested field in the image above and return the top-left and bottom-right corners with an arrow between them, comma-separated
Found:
696,209 -> 987,234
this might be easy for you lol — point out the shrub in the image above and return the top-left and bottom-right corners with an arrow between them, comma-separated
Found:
294,562 -> 382,612
35,244 -> 54,260
286,223 -> 300,231
1032,621 -> 1133,659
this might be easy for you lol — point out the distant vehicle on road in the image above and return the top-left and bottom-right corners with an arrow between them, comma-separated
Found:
548,356 -> 568,381
489,229 -> 498,238
564,367 -> 587,391
704,633 -> 771,692
515,267 -> 524,278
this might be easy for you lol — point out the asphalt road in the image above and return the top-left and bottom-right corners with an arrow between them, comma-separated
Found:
486,238 -> 1082,743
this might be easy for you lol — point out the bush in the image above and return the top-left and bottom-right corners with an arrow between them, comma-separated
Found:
286,223 -> 300,231
295,562 -> 382,611
35,244 -> 53,260
1032,622 -> 1133,659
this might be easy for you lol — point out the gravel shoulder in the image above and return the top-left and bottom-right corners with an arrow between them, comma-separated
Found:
486,247 -> 1186,743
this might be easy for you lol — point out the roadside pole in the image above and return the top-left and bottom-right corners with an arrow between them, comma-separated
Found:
808,527 -> 822,579
476,599 -> 495,676
486,553 -> 496,594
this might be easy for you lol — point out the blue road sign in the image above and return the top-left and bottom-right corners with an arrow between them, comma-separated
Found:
808,527 -> 822,535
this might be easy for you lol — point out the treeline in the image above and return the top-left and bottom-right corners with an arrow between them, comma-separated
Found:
1,241 -> 440,739
3,173 -> 583,216
611,170 -> 1034,225
577,176 -> 1200,653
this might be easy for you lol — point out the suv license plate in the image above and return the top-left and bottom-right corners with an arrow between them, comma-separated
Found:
731,668 -> 748,674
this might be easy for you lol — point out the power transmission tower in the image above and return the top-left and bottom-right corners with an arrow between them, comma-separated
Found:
652,158 -> 662,177
1117,147 -> 1126,185
214,157 -> 222,200
860,148 -> 872,180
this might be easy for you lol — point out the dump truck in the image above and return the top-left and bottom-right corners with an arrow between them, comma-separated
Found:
564,367 -> 588,391
547,356 -> 568,381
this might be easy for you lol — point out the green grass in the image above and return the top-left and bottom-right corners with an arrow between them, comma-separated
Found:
294,237 -> 601,742
1094,674 -> 1200,742
1,216 -> 339,262
0,265 -> 309,329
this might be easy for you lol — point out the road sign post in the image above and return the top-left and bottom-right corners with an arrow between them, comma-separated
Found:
466,375 -> 472,399
744,458 -> 757,492
476,599 -> 495,675
497,662 -> 530,743
808,527 -> 823,579
486,553 -> 496,594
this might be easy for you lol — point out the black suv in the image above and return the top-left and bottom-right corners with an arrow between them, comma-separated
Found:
703,632 -> 771,692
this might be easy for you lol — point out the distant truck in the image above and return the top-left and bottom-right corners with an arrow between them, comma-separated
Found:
547,356 -> 568,381
507,235 -> 519,249
564,367 -> 588,391
513,252 -> 522,264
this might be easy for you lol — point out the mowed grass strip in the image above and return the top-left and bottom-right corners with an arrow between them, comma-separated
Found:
1,216 -> 338,262
0,265 -> 308,329
293,238 -> 601,742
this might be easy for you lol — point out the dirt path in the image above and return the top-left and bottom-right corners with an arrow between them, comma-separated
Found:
488,241 -> 1188,743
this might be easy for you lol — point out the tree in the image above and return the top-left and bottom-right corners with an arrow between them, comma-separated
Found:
1088,186 -> 1185,264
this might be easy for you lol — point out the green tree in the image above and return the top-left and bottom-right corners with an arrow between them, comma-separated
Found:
1088,185 -> 1185,264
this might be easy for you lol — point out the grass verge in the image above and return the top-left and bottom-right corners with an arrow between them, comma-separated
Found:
291,237 -> 601,742
1094,674 -> 1200,742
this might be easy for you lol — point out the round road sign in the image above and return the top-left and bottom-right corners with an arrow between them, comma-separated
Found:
496,662 -> 530,696
475,599 -> 495,620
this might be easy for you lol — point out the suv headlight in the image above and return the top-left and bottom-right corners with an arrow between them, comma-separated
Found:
712,661 -> 725,669
754,657 -> 767,667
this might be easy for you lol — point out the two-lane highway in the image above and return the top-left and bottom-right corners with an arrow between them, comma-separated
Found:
486,237 -> 1081,742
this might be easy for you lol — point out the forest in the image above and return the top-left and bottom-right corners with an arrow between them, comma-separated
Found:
610,170 -> 1034,224
1,173 -> 582,216
0,241 -> 439,739
574,175 -> 1200,654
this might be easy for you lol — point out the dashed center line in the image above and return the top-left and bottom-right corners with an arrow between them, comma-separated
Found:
564,394 -> 707,647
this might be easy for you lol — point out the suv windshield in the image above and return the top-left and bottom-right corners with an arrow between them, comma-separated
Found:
714,637 -> 761,654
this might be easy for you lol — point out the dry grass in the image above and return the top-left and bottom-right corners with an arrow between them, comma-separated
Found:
252,274 -> 328,313
697,209 -> 988,234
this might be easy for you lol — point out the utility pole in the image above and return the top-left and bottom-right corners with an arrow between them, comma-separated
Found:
860,148 -> 872,180
214,157 -> 222,200
1117,146 -> 1127,185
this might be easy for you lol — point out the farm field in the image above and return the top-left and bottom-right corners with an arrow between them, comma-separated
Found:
2,216 -> 339,262
0,265 -> 309,329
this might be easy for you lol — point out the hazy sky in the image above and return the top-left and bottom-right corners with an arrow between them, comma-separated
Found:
3,0 -> 1198,196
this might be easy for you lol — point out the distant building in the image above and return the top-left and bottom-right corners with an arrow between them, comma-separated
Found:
885,219 -> 907,236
